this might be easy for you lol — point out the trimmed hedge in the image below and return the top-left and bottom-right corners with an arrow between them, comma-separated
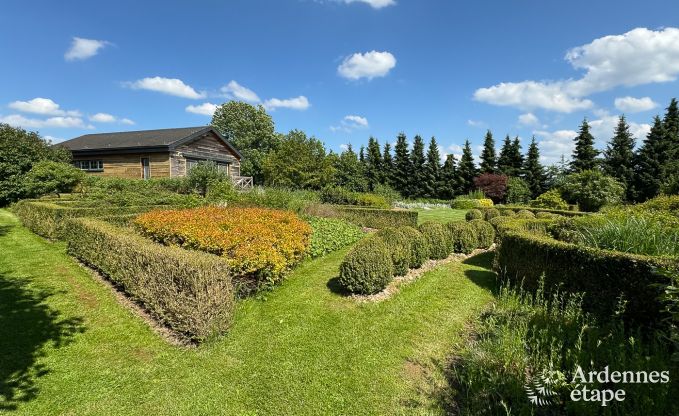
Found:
483,208 -> 501,221
399,226 -> 430,268
451,197 -> 494,209
493,219 -> 679,329
499,205 -> 587,217
468,220 -> 495,249
12,200 -> 168,239
303,204 -> 418,229
465,209 -> 483,221
499,208 -> 516,217
447,222 -> 478,254
419,221 -> 453,259
338,236 -> 394,294
375,228 -> 410,276
515,209 -> 536,219
64,218 -> 235,342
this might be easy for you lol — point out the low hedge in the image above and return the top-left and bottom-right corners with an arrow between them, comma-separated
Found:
64,218 -> 235,342
468,220 -> 495,249
498,205 -> 587,217
375,228 -> 411,276
515,209 -> 536,219
451,197 -> 494,209
447,222 -> 478,254
338,236 -> 394,294
419,221 -> 453,259
12,200 -> 169,239
493,219 -> 679,329
303,204 -> 417,229
399,226 -> 430,268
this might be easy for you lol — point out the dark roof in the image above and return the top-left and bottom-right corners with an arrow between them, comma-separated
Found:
58,126 -> 242,158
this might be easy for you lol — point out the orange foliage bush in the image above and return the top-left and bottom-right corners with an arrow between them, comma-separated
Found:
134,206 -> 311,284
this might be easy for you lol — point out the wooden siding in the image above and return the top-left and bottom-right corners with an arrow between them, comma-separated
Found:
173,131 -> 241,177
74,153 -> 171,179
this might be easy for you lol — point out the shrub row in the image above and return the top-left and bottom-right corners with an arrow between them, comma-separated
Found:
65,217 -> 235,342
303,204 -> 418,229
493,218 -> 679,329
12,200 -> 166,239
319,187 -> 390,208
307,217 -> 365,258
451,197 -> 494,209
338,220 -> 494,295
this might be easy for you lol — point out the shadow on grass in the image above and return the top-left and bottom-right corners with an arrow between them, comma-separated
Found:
0,272 -> 85,411
326,276 -> 352,296
0,224 -> 14,237
462,252 -> 499,294
462,251 -> 494,268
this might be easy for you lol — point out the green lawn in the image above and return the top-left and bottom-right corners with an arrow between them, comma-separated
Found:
415,208 -> 467,224
0,209 -> 495,415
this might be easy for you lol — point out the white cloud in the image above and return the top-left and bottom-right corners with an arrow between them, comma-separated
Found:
186,102 -> 218,116
339,144 -> 349,151
467,119 -> 486,128
64,37 -> 110,61
89,112 -> 116,123
8,97 -> 80,116
518,112 -> 539,126
43,135 -> 63,143
614,96 -> 658,113
587,112 -> 651,145
331,114 -> 369,132
120,118 -> 135,125
0,114 -> 87,129
533,129 -> 578,165
337,50 -> 396,80
220,80 -> 261,103
341,0 -> 396,9
474,27 -> 679,112
127,76 -> 206,99
344,115 -> 368,127
263,96 -> 310,111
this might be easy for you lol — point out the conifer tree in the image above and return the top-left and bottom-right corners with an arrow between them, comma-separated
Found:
497,135 -> 513,175
393,133 -> 412,196
409,135 -> 427,197
633,116 -> 666,202
661,98 -> 679,186
382,142 -> 394,187
334,144 -> 368,191
523,136 -> 546,198
365,137 -> 383,190
458,140 -> 477,194
440,154 -> 462,199
479,130 -> 497,173
423,137 -> 442,198
510,137 -> 524,175
359,145 -> 365,163
603,115 -> 635,201
570,118 -> 599,172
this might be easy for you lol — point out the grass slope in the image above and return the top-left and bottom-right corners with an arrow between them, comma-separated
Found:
415,208 -> 467,224
0,209 -> 495,415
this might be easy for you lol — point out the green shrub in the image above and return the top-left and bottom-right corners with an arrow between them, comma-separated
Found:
375,228 -> 411,276
419,221 -> 453,259
505,177 -> 532,204
227,187 -> 320,212
499,208 -> 516,217
320,186 -> 389,208
535,211 -> 559,219
65,218 -> 234,342
488,215 -> 512,230
307,217 -> 364,258
451,196 -> 494,209
303,204 -> 417,229
187,161 -> 229,196
446,221 -> 478,254
530,189 -> 568,210
639,194 -> 679,216
354,193 -> 390,208
23,160 -> 85,198
338,237 -> 394,294
515,209 -> 536,219
465,209 -> 483,221
468,220 -> 495,249
560,170 -> 625,212
483,208 -> 501,220
399,226 -> 430,268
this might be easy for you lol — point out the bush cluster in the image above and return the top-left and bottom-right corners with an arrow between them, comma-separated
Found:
418,222 -> 453,259
65,217 -> 234,342
135,206 -> 311,285
307,217 -> 364,258
303,204 -> 418,229
451,197 -> 494,209
375,228 -> 411,276
399,226 -> 430,268
530,188 -> 568,210
320,186 -> 390,208
447,222 -> 478,254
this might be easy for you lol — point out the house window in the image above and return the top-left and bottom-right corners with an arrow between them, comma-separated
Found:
74,160 -> 104,172
217,162 -> 229,174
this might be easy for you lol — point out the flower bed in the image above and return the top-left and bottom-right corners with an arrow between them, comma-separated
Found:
135,206 -> 312,284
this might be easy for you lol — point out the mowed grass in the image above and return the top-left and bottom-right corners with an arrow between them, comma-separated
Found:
0,209 -> 495,415
415,208 -> 467,224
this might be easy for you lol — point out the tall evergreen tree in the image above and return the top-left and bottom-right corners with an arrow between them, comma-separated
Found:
479,130 -> 497,173
365,137 -> 383,190
440,154 -> 462,199
510,137 -> 524,175
334,144 -> 368,191
359,145 -> 365,163
603,115 -> 636,201
423,137 -> 442,198
661,98 -> 679,186
633,116 -> 666,202
458,140 -> 477,194
497,135 -> 514,175
393,133 -> 412,196
523,136 -> 546,198
570,118 -> 599,172
409,135 -> 427,197
382,142 -> 394,187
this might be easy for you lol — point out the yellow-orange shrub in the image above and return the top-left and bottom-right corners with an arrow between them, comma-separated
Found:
134,206 -> 311,284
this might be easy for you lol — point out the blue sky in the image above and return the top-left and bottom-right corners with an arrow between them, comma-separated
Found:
2,0 -> 679,164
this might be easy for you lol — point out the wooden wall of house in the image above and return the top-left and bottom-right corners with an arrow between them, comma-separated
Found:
174,132 -> 241,176
74,153 -> 171,179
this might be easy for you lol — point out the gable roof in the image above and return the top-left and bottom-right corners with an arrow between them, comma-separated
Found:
58,126 -> 242,159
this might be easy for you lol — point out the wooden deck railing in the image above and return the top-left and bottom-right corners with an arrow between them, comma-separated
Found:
231,175 -> 254,189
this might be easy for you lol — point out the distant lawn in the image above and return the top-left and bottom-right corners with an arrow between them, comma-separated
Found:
415,208 -> 467,224
0,209 -> 495,415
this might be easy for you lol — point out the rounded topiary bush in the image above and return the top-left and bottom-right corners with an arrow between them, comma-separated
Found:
483,208 -> 501,221
536,212 -> 559,219
375,227 -> 410,276
516,209 -> 536,219
500,208 -> 517,217
488,215 -> 512,229
419,221 -> 452,259
465,209 -> 483,221
338,237 -> 394,294
446,221 -> 478,254
468,219 -> 495,249
399,226 -> 429,268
